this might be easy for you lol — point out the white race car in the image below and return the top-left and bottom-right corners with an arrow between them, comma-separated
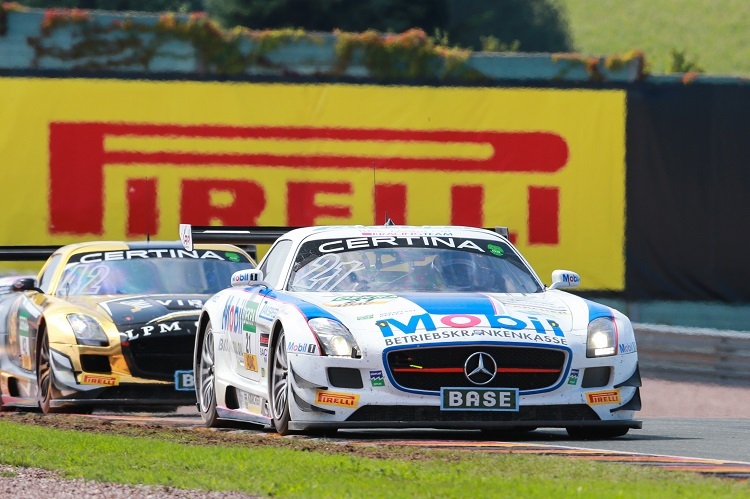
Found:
186,224 -> 641,438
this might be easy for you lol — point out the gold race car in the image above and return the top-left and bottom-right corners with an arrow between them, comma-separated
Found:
0,241 -> 255,413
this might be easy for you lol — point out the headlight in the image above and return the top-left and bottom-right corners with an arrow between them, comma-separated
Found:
67,314 -> 109,346
586,317 -> 616,357
307,318 -> 361,358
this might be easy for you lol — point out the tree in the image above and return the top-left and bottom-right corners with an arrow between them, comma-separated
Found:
203,0 -> 448,35
444,0 -> 573,52
18,0 -> 203,13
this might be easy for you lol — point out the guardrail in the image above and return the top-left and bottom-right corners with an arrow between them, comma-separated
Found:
635,324 -> 750,387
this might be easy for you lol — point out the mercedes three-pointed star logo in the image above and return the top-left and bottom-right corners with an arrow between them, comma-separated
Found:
464,351 -> 498,385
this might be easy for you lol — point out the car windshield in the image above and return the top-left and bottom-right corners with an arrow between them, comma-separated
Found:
56,248 -> 253,296
288,237 -> 542,293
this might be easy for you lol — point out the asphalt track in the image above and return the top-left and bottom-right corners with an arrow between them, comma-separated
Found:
85,410 -> 750,480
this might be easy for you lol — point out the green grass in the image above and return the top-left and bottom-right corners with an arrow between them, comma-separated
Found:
1,421 -> 749,498
561,0 -> 750,76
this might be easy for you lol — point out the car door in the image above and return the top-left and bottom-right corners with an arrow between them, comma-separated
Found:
7,292 -> 43,372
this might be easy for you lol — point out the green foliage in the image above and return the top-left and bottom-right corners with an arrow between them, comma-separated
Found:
1,421 -> 750,497
479,35 -> 521,53
334,28 -> 481,81
666,48 -> 704,74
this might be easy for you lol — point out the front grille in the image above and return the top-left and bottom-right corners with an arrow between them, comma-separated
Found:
347,404 -> 599,422
386,346 -> 566,392
120,322 -> 195,380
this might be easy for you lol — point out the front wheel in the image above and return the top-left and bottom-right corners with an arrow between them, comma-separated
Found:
566,426 -> 630,440
196,322 -> 220,427
37,328 -> 62,414
270,328 -> 291,435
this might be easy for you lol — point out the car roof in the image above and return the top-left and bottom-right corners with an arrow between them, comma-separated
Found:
280,225 -> 507,245
54,241 -> 252,258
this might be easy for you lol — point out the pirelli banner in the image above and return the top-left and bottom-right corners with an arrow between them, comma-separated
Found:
0,78 -> 626,291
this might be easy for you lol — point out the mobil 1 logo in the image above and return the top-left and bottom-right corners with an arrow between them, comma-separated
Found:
440,387 -> 519,411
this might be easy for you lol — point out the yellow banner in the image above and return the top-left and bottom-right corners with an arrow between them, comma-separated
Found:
0,78 -> 625,290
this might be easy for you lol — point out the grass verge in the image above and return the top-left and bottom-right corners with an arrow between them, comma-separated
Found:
561,0 -> 750,76
0,418 -> 749,497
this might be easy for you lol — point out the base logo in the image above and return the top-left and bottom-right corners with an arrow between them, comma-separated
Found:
440,387 -> 519,411
80,374 -> 119,386
315,390 -> 360,408
586,389 -> 621,405
175,370 -> 194,391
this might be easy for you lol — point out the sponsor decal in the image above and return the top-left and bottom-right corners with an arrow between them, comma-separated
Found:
155,299 -> 203,309
174,370 -> 194,391
369,370 -> 385,387
560,273 -> 579,285
492,296 -> 571,317
360,230 -> 453,237
225,252 -> 241,262
237,390 -> 266,415
221,295 -> 258,335
487,244 -> 505,257
357,314 -> 374,321
231,271 -> 263,286
586,389 -> 621,405
287,342 -> 317,354
383,328 -> 568,346
122,320 -> 196,341
218,338 -> 231,352
261,368 -> 266,378
260,333 -> 270,347
18,312 -> 29,334
619,341 -> 637,354
80,374 -> 120,386
317,237 -> 486,254
567,368 -> 580,385
377,312 -> 563,338
259,346 -> 269,363
440,387 -> 519,411
258,302 -> 280,321
326,294 -> 397,307
244,353 -> 258,372
315,390 -> 360,408
74,249 -> 233,263
118,299 -> 153,311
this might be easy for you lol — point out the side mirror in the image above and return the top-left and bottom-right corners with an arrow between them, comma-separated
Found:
13,277 -> 43,293
231,269 -> 269,288
548,270 -> 580,290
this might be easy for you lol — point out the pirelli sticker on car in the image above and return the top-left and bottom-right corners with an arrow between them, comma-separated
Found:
586,389 -> 621,405
315,391 -> 360,408
79,374 -> 120,386
440,387 -> 519,411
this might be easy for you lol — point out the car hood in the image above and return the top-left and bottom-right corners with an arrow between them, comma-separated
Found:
65,294 -> 206,326
292,291 -> 578,334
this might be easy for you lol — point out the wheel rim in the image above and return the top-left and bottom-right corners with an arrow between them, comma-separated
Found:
38,332 -> 52,406
272,331 -> 288,420
198,326 -> 215,414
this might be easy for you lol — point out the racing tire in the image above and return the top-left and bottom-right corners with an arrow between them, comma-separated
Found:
196,321 -> 220,428
36,328 -> 67,414
270,327 -> 292,436
565,426 -> 630,440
